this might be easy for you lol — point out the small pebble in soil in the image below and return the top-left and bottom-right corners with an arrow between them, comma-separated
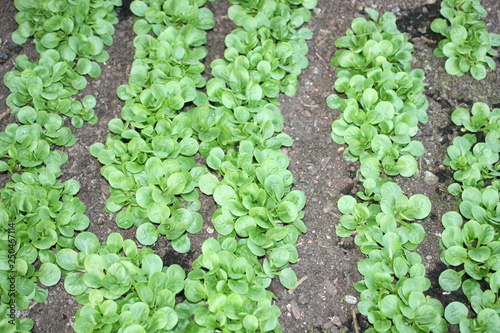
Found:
344,295 -> 357,304
324,316 -> 342,328
423,171 -> 439,185
0,51 -> 8,64
290,300 -> 302,319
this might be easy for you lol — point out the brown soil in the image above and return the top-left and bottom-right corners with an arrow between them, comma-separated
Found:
1,0 -> 499,332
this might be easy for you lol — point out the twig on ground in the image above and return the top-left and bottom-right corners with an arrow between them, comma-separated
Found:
0,108 -> 12,121
352,308 -> 360,333
412,35 -> 437,44
315,51 -> 327,65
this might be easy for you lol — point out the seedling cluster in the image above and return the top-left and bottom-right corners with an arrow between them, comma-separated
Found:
1,0 -> 499,332
439,102 -> 500,331
431,0 -> 500,80
1,0 -> 121,332
1,0 -> 316,332
328,9 -> 448,332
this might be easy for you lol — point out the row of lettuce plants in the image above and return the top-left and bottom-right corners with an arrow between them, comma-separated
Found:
66,1 -> 219,331
0,0 -> 316,332
0,0 -> 122,332
90,0 -> 218,253
438,102 -> 500,332
430,0 -> 500,80
176,0 -> 315,326
68,0 -> 218,331
8,0 -> 496,332
84,0 -> 317,331
327,9 -> 448,332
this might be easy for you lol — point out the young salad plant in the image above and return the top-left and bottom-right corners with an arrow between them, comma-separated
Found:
431,0 -> 500,80
59,232 -> 187,333
88,0 -> 316,331
439,103 -> 500,332
328,9 -> 428,186
90,0 -> 217,253
328,9 -> 447,332
0,0 -> 121,331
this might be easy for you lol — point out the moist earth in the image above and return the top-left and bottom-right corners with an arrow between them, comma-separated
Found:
1,0 -> 499,332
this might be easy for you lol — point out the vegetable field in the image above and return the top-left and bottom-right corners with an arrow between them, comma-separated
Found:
0,0 -> 499,332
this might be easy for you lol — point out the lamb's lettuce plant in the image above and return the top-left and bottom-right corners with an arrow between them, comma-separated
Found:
58,232 -> 186,333
181,237 -> 285,332
337,182 -> 430,249
451,102 -> 500,134
88,0 -> 315,331
327,9 -> 428,188
328,9 -> 446,332
439,102 -> 500,331
0,112 -> 75,173
445,103 -> 500,191
90,0 -> 216,252
430,0 -> 500,80
1,0 -> 122,330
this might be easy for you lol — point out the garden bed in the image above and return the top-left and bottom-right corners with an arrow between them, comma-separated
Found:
1,0 -> 499,332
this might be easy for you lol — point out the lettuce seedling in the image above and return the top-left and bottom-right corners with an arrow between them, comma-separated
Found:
0,166 -> 90,314
183,237 -> 285,332
0,304 -> 33,332
55,233 -> 186,333
328,10 -> 428,183
439,98 -> 500,332
445,301 -> 499,333
431,0 -> 500,80
329,9 -> 446,332
444,134 -> 499,188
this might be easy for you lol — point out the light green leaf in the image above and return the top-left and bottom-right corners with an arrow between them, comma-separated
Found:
470,64 -> 486,80
38,263 -> 61,286
445,57 -> 462,76
278,268 -> 297,289
136,223 -> 158,245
